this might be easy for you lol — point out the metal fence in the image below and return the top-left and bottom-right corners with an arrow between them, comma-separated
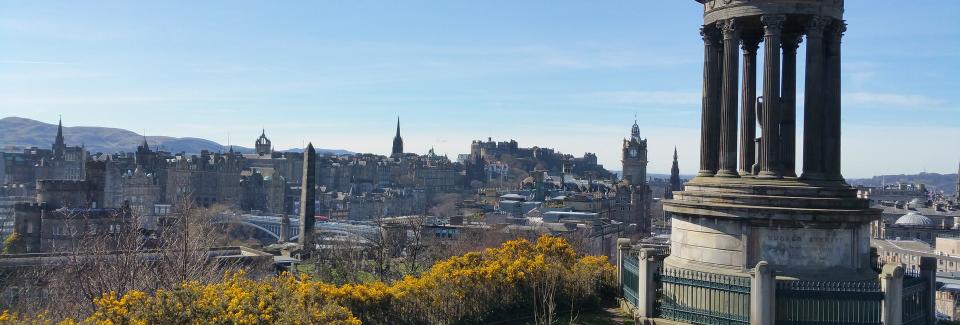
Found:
775,280 -> 884,325
621,254 -> 640,308
655,267 -> 751,325
902,274 -> 930,325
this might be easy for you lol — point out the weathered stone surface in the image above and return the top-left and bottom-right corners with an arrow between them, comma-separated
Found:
701,0 -> 844,25
754,227 -> 854,268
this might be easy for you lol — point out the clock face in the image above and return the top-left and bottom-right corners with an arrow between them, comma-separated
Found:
630,149 -> 637,158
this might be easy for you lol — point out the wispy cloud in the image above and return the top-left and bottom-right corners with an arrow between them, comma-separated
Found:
844,92 -> 946,108
584,90 -> 700,106
525,48 -> 695,69
0,18 -> 126,41
0,60 -> 71,65
0,94 -> 247,106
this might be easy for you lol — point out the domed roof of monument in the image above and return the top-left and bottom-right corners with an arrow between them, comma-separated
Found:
895,212 -> 934,226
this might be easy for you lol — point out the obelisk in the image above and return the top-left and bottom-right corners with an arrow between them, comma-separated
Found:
299,143 -> 316,250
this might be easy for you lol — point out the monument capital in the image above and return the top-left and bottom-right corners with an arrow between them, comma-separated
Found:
761,14 -> 787,35
717,18 -> 740,40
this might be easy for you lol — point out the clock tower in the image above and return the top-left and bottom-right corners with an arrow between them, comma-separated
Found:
622,120 -> 648,185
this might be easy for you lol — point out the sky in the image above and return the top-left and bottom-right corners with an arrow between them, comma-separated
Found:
0,1 -> 957,178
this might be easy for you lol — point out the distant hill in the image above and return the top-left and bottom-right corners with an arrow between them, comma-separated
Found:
848,172 -> 959,195
0,117 -> 352,156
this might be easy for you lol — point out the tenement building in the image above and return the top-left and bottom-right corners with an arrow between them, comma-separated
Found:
619,1 -> 936,324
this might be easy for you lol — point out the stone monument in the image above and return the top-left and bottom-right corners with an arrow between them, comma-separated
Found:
299,143 -> 316,250
618,2 -> 936,324
665,0 -> 877,282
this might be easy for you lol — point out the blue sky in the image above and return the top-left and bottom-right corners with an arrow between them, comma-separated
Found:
0,1 -> 957,178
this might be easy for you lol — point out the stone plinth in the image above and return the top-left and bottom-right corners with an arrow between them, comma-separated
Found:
663,176 -> 881,280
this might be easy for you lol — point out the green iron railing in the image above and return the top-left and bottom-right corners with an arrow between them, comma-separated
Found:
655,267 -> 751,325
775,280 -> 883,325
621,254 -> 640,308
902,274 -> 929,325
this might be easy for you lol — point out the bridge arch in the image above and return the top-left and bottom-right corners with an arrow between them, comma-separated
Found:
212,220 -> 280,240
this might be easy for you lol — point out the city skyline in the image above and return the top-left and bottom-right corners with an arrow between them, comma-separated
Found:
1,1 -> 958,177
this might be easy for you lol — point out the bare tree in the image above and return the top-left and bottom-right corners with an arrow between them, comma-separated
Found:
398,215 -> 427,275
2,185 -> 240,320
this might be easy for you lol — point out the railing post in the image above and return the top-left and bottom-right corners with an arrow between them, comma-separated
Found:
617,238 -> 631,294
636,248 -> 657,320
880,263 -> 904,325
920,257 -> 937,325
751,261 -> 774,325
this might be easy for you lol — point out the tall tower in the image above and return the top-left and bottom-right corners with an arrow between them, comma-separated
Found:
669,147 -> 682,193
135,136 -> 157,173
52,118 -> 66,160
955,161 -> 960,201
621,120 -> 648,185
391,118 -> 404,157
299,143 -> 317,250
255,129 -> 272,156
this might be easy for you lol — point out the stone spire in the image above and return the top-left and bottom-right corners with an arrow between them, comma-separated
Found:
53,117 -> 66,160
299,143 -> 317,250
956,161 -> 960,201
391,117 -> 404,157
670,147 -> 682,192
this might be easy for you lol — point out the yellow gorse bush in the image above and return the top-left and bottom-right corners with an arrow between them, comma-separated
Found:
2,236 -> 615,325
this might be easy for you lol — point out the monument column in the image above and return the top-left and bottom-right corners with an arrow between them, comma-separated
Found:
780,33 -> 801,178
739,36 -> 761,176
801,17 -> 828,180
758,14 -> 785,178
717,19 -> 741,177
823,20 -> 846,181
299,143 -> 317,250
698,26 -> 722,177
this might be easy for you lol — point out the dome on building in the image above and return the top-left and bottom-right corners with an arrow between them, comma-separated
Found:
894,212 -> 934,226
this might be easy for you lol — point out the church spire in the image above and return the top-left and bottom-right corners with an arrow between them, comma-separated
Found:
53,116 -> 66,160
670,146 -> 682,193
392,117 -> 404,157
140,133 -> 150,151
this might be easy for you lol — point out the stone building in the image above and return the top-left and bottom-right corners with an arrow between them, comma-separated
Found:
1,148 -> 45,186
619,1 -> 935,324
468,137 -> 612,181
165,150 -> 243,208
240,168 -> 288,214
0,195 -> 32,240
242,131 -> 303,191
36,119 -> 88,181
255,129 -> 272,156
12,171 -> 131,253
609,121 -> 652,235
871,201 -> 960,244
121,168 -> 163,216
